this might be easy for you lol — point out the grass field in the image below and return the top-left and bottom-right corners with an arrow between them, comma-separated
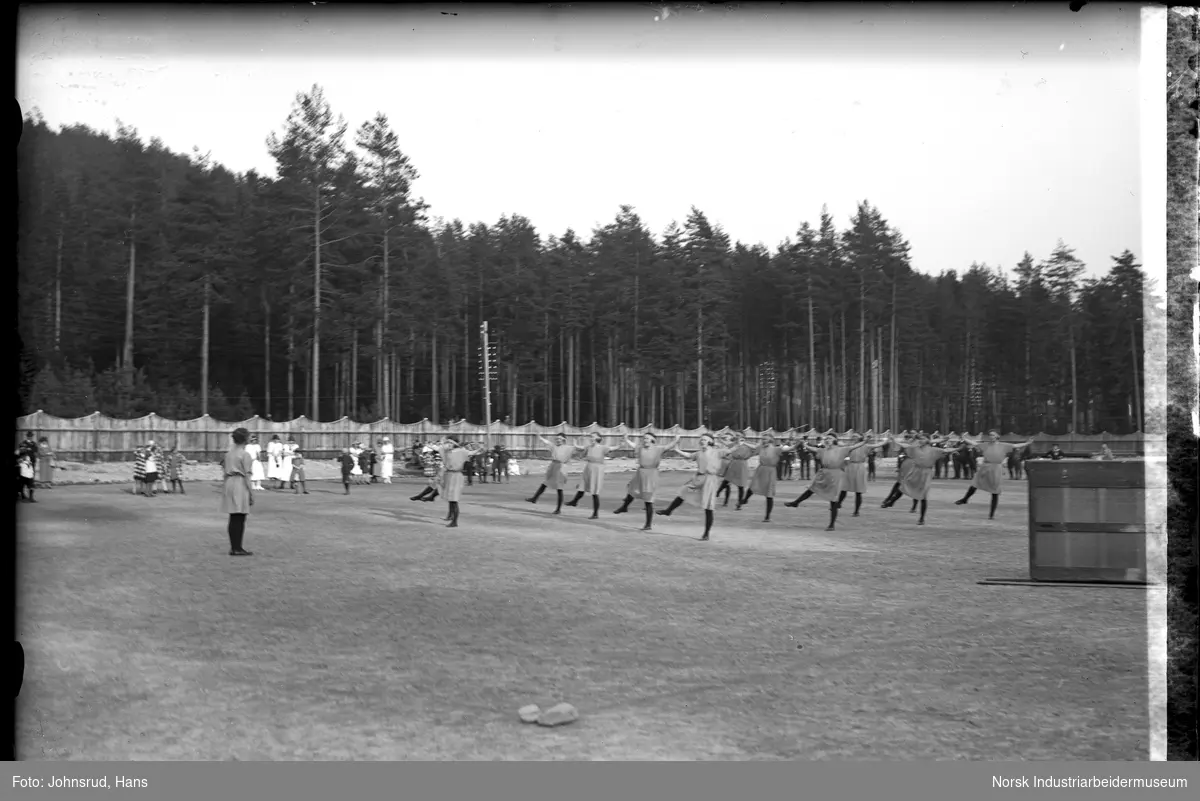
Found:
16,471 -> 1151,761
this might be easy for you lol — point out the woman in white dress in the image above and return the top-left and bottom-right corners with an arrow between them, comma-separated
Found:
280,437 -> 296,489
380,437 -> 395,484
349,442 -> 364,484
246,435 -> 265,491
266,435 -> 285,489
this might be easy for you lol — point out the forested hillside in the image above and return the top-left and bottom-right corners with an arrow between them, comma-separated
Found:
16,86 -> 1154,433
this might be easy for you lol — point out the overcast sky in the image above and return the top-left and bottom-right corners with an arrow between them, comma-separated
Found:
17,3 -> 1146,278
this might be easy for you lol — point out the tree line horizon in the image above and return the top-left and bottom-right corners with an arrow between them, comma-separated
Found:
16,85 -> 1159,435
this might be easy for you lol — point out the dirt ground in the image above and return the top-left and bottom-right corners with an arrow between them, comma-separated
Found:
16,469 -> 1152,761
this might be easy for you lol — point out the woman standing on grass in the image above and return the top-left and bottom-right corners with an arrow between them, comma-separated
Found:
739,433 -> 797,522
954,431 -> 1035,520
784,435 -> 870,532
880,433 -> 954,526
655,433 -> 732,542
564,433 -> 620,520
716,432 -> 755,508
221,428 -> 255,556
612,432 -> 681,531
280,437 -> 297,490
439,437 -> 483,528
380,437 -> 395,484
246,435 -> 265,491
526,432 -> 578,515
267,435 -> 285,489
838,433 -> 887,518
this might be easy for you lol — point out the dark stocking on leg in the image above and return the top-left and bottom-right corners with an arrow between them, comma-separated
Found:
232,514 -> 251,555
739,489 -> 752,509
702,509 -> 713,540
528,484 -> 546,504
919,499 -> 927,524
786,490 -> 813,508
615,494 -> 633,514
854,493 -> 863,516
989,494 -> 999,519
567,490 -> 584,507
956,486 -> 976,505
837,490 -> 847,508
657,497 -> 684,516
826,502 -> 839,531
554,489 -> 564,514
764,497 -> 774,522
643,503 -> 654,530
591,495 -> 600,519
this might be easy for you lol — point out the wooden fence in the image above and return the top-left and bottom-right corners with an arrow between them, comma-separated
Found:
14,411 -> 1165,463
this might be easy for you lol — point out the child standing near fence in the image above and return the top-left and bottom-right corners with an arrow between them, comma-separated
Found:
17,451 -> 35,502
142,443 -> 161,498
166,446 -> 186,494
291,449 -> 309,494
339,447 -> 355,495
133,446 -> 148,496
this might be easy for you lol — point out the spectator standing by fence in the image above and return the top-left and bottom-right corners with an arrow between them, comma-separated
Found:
379,438 -> 395,484
35,437 -> 55,488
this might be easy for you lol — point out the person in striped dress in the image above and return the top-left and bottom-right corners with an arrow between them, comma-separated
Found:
564,433 -> 619,520
880,433 -> 955,525
717,432 -> 755,508
784,435 -> 871,531
739,433 -> 797,522
655,433 -> 732,541
132,445 -> 148,497
439,437 -> 483,528
613,432 -> 681,531
954,431 -> 1035,519
526,433 -> 578,515
837,432 -> 887,517
410,442 -> 444,502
